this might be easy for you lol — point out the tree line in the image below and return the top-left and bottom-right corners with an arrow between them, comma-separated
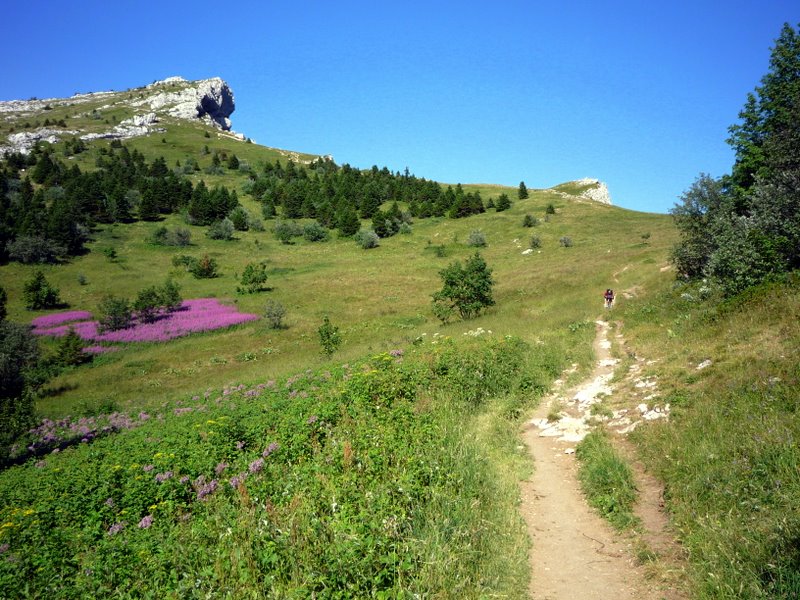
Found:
671,22 -> 800,295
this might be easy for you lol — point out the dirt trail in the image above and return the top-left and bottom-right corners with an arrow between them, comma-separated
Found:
519,320 -> 685,599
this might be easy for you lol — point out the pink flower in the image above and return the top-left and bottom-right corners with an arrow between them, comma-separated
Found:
138,515 -> 153,529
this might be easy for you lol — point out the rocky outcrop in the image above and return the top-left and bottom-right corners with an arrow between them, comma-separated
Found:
133,77 -> 235,130
0,77 -> 236,155
573,178 -> 612,204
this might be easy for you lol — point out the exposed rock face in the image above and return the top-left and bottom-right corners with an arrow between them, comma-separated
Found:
133,77 -> 235,130
0,76 -> 236,155
574,178 -> 612,205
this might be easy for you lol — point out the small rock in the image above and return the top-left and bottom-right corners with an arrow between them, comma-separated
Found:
696,359 -> 713,370
564,448 -> 576,455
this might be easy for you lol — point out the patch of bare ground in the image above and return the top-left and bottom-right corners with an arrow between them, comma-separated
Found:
520,320 -> 689,599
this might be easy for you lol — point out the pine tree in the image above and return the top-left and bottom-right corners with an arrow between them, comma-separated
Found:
518,181 -> 529,199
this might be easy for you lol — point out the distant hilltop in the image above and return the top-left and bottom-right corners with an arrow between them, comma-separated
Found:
0,76 -> 239,155
551,178 -> 612,205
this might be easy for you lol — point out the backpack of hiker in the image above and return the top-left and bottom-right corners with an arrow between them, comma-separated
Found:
604,288 -> 615,308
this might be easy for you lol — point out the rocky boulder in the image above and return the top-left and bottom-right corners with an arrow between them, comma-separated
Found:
135,77 -> 235,130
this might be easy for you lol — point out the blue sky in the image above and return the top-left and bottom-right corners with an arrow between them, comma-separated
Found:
3,1 -> 798,213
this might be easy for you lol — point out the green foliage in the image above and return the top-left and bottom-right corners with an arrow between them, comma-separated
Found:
102,246 -> 118,261
8,236 -> 65,264
0,287 -> 6,323
190,254 -> 219,279
495,193 -> 511,212
302,222 -> 329,242
545,203 -> 556,215
529,235 -> 542,249
576,431 -> 639,530
518,181 -> 529,199
150,226 -> 191,247
206,218 -> 235,241
353,229 -> 379,249
56,327 -> 91,367
22,271 -> 62,310
432,252 -> 495,323
237,262 -> 269,294
317,316 -> 341,356
273,220 -> 302,244
132,286 -> 162,323
522,214 -> 538,227
264,300 -> 286,329
559,236 -> 573,247
466,230 -> 487,247
227,206 -> 249,231
97,295 -> 133,332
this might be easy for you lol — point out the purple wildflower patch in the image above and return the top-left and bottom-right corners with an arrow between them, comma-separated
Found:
32,298 -> 258,344
248,458 -> 264,474
155,471 -> 173,483
263,442 -> 279,457
107,522 -> 125,536
31,311 -> 93,329
138,515 -> 153,529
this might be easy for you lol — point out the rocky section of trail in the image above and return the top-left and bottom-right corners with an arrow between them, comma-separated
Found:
520,320 -> 687,599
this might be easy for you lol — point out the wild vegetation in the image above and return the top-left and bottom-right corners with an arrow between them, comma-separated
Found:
0,20 -> 798,598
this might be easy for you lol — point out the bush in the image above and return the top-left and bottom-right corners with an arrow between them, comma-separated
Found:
264,300 -> 286,329
8,236 -> 65,264
522,214 -> 538,227
247,215 -> 265,232
159,279 -> 182,312
56,327 -> 91,367
530,236 -> 542,249
23,271 -> 62,310
0,286 -> 6,323
354,229 -> 380,249
238,262 -> 269,294
274,220 -> 302,244
228,206 -> 249,231
546,203 -> 556,215
495,193 -> 512,212
559,236 -> 573,247
399,222 -> 412,235
432,252 -> 495,323
466,230 -> 487,247
133,286 -> 163,323
318,316 -> 341,356
152,227 -> 192,247
303,222 -> 329,242
207,218 -> 235,241
97,295 -> 133,332
190,255 -> 219,279
0,322 -> 39,462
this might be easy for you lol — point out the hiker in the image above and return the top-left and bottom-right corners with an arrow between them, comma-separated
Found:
603,288 -> 615,308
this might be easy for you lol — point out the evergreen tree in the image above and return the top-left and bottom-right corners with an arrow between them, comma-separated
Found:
518,181 -> 529,199
495,193 -> 512,212
337,206 -> 361,237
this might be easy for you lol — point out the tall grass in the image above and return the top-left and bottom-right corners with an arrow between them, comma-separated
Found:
622,275 -> 800,598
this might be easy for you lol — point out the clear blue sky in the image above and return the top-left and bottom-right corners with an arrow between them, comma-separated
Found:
3,1 -> 798,213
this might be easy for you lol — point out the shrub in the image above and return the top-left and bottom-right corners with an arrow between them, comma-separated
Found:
546,203 -> 556,215
190,255 -> 219,279
0,321 -> 39,462
247,215 -> 265,232
77,274 -> 88,286
150,226 -> 169,245
495,193 -> 512,212
318,316 -> 341,356
399,222 -> 412,235
264,300 -> 286,329
559,236 -> 573,247
274,220 -> 302,244
133,286 -> 163,323
102,246 -> 118,261
8,236 -> 65,264
56,327 -> 91,366
159,279 -> 182,312
432,252 -> 495,323
530,236 -> 542,249
522,214 -> 538,227
354,229 -> 380,249
207,218 -> 235,241
238,262 -> 269,294
228,206 -> 249,231
466,230 -> 487,247
0,286 -> 6,322
303,222 -> 329,242
23,271 -> 62,310
97,295 -> 133,332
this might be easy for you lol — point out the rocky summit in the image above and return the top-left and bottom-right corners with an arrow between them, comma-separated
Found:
0,76 -> 236,155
